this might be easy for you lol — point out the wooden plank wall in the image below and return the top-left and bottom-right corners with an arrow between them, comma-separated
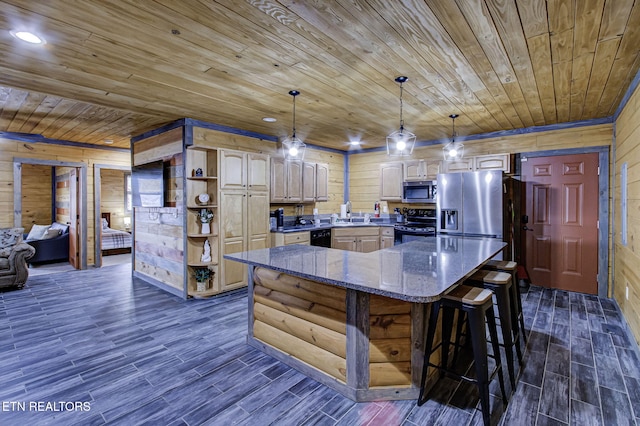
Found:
368,294 -> 412,387
100,169 -> 127,230
54,167 -> 71,225
134,206 -> 184,291
0,137 -> 131,265
132,129 -> 184,290
252,267 -> 348,383
20,164 -> 53,231
192,127 -> 344,215
614,84 -> 640,345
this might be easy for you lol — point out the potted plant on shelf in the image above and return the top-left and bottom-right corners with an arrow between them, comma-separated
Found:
197,208 -> 214,234
193,267 -> 213,292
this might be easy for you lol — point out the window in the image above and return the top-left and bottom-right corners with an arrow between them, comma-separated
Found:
125,173 -> 132,212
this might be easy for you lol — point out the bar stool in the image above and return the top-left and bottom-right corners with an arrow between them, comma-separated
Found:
418,285 -> 507,426
482,260 -> 527,345
465,269 -> 519,389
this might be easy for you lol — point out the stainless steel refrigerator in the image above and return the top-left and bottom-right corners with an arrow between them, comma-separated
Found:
436,170 -> 506,239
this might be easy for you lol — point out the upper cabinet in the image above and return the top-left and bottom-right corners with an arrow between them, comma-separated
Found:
271,158 -> 329,203
380,162 -> 403,201
474,153 -> 511,173
220,151 -> 269,191
404,159 -> 442,181
443,153 -> 511,173
315,163 -> 329,202
270,157 -> 302,203
443,158 -> 474,173
302,162 -> 316,203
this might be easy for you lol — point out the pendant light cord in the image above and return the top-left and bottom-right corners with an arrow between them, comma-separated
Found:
399,81 -> 404,132
292,94 -> 296,138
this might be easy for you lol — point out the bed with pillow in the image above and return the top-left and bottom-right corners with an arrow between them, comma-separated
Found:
24,222 -> 70,264
101,213 -> 132,255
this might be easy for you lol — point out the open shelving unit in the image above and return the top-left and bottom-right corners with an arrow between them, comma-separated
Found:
185,147 -> 220,297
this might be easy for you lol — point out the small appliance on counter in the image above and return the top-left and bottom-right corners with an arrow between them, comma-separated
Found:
271,208 -> 284,231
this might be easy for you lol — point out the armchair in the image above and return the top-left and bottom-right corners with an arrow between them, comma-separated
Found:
0,228 -> 36,290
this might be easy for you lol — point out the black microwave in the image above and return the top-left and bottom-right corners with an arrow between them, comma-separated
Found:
402,180 -> 437,203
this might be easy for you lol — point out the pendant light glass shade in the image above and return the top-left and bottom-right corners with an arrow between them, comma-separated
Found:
387,76 -> 416,156
443,114 -> 464,161
283,90 -> 306,161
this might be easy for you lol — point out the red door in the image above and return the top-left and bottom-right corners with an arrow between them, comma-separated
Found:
521,153 -> 599,293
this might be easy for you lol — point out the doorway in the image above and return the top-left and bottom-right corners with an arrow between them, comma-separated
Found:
93,164 -> 132,268
13,158 -> 87,270
521,151 -> 606,295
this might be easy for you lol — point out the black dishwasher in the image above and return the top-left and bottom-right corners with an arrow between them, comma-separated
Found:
310,229 -> 332,247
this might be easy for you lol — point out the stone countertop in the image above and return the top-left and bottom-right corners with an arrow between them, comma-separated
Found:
224,236 -> 506,303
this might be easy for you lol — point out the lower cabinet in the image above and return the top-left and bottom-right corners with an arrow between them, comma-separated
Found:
331,227 -> 380,253
380,227 -> 395,248
271,231 -> 311,247
220,190 -> 269,292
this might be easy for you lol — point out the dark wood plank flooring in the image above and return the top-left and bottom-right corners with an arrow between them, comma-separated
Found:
1,264 -> 639,425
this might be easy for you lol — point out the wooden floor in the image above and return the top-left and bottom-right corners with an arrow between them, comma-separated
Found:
1,264 -> 639,425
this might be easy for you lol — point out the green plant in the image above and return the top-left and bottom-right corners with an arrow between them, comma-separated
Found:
193,267 -> 212,282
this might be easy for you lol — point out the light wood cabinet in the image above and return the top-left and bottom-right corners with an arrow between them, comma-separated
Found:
380,227 -> 395,248
474,153 -> 511,173
443,158 -> 474,173
187,147 -> 269,297
315,162 -> 329,202
380,162 -> 403,201
331,227 -> 380,253
302,162 -> 316,203
443,153 -> 511,173
220,191 -> 246,291
271,231 -> 311,247
404,159 -> 442,180
271,158 -> 327,203
221,150 -> 270,191
270,157 -> 302,203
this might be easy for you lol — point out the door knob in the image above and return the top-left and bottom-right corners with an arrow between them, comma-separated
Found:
522,226 -> 533,231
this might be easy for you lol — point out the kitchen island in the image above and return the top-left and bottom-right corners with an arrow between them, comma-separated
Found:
224,236 -> 506,402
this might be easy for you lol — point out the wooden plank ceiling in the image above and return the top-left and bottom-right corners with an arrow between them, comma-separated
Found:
0,0 -> 638,150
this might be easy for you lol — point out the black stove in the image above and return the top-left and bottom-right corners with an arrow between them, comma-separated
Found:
394,208 -> 436,244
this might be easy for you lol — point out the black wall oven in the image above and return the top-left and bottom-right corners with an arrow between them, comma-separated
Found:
394,208 -> 436,245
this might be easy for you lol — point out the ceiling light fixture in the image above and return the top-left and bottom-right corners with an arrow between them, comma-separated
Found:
11,30 -> 45,44
282,90 -> 306,161
386,76 -> 416,157
262,117 -> 276,122
443,114 -> 464,161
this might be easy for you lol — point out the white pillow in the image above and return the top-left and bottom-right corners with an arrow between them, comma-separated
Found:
102,218 -> 109,229
26,224 -> 50,241
42,228 -> 61,240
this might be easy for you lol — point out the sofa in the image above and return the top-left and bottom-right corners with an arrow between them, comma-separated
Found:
0,227 -> 36,290
24,222 -> 70,264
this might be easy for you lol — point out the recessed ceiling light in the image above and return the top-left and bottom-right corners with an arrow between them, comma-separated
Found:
262,117 -> 277,122
104,139 -> 114,144
350,140 -> 361,146
10,30 -> 45,44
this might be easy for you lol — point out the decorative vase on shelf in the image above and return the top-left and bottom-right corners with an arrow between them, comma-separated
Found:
196,281 -> 207,292
201,222 -> 211,235
197,208 -> 214,235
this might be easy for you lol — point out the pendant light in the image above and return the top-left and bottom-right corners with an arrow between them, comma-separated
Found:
443,114 -> 464,161
282,90 -> 306,161
386,76 -> 416,156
